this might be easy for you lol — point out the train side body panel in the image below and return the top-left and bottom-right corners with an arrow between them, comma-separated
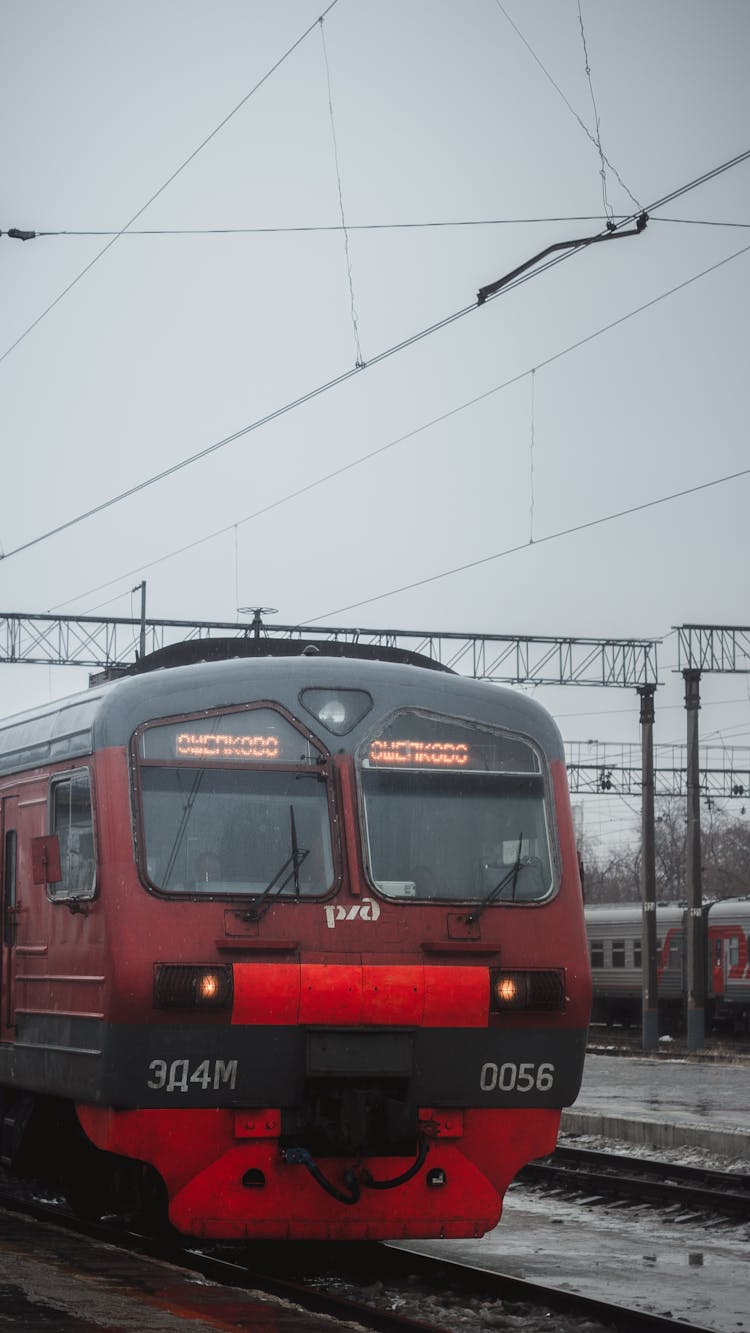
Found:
586,897 -> 750,1030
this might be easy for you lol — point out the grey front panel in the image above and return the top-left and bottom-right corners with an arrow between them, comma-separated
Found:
3,1016 -> 587,1110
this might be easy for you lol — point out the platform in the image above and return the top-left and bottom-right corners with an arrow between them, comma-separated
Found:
563,1051 -> 750,1159
0,1202 -> 336,1332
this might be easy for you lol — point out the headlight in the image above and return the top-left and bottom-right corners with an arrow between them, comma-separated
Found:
300,687 -> 373,735
490,969 -> 565,1012
154,964 -> 233,1009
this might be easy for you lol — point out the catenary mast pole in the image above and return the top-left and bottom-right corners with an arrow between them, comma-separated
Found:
683,668 -> 705,1051
638,685 -> 658,1051
136,582 -> 147,660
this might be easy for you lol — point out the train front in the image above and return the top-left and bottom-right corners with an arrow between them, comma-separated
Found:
82,655 -> 591,1240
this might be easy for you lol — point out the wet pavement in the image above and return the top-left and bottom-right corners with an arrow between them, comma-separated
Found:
397,1186 -> 749,1333
563,1051 -> 750,1157
0,1206 -> 346,1331
397,1051 -> 750,1331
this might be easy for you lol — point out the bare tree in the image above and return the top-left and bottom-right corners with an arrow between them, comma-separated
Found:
578,798 -> 750,904
577,830 -> 640,904
702,803 -> 750,900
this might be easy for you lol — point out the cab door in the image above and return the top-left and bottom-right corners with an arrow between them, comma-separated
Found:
1,796 -> 19,1042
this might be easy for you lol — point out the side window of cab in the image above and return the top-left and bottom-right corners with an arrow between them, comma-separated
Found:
48,770 -> 96,901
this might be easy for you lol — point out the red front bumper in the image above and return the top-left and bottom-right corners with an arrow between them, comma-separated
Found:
77,1103 -> 560,1241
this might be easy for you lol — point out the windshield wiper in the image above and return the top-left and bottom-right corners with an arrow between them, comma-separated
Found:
466,831 -> 524,925
244,804 -> 309,921
162,769 -> 205,889
289,803 -> 303,896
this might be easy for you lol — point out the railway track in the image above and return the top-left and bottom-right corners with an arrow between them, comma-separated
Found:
587,1025 -> 750,1061
293,1241 -> 719,1333
520,1144 -> 750,1221
0,1174 -> 724,1333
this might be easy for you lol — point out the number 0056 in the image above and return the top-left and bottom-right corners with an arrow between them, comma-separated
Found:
479,1061 -> 554,1092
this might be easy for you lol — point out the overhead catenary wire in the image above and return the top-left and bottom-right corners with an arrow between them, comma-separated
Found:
653,217 -> 750,229
2,234 -> 617,564
48,233 -> 750,611
5,147 -> 750,572
302,467 -> 750,624
492,0 -> 642,213
576,0 -> 616,227
2,217 -> 628,238
474,144 -> 750,292
3,215 -> 747,239
0,0 -> 342,370
63,459 -> 750,620
641,149 -> 750,216
3,298 -> 474,565
319,14 -> 363,367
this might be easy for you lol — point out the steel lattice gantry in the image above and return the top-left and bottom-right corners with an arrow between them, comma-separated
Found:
676,624 -> 750,673
0,612 -> 660,688
293,628 -> 659,686
0,612 -> 245,670
565,741 -> 750,798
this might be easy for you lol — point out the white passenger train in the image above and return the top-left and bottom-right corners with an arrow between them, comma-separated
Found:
586,897 -> 750,1030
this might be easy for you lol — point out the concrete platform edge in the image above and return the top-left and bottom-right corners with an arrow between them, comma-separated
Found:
560,1109 -> 750,1160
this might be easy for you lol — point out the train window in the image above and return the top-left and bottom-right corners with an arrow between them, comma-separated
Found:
48,770 -> 96,901
633,940 -> 642,968
611,940 -> 625,968
729,937 -> 739,967
136,705 -> 334,897
359,710 -> 554,903
590,941 -> 604,968
140,769 -> 333,897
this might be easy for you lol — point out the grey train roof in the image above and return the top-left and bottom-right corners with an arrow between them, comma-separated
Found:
0,647 -> 566,776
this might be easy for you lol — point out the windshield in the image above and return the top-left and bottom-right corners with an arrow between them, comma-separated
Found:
360,711 -> 555,903
136,707 -> 333,897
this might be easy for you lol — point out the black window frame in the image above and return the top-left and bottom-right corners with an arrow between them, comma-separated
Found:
131,700 -> 339,900
3,828 -> 17,947
47,767 -> 96,903
356,706 -> 559,906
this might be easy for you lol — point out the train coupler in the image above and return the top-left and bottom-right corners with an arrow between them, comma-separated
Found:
282,1134 -> 430,1204
282,1146 -> 361,1204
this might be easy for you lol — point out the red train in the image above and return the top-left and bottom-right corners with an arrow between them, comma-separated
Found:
0,640 -> 591,1240
586,898 -> 750,1031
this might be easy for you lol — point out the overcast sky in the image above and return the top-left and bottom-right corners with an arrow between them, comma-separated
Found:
3,0 -> 749,854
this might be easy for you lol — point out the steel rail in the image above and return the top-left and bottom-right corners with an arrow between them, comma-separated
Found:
0,1179 -> 716,1333
520,1145 -> 750,1220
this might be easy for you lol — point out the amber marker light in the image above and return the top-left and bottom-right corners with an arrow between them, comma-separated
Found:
490,969 -> 566,1013
199,972 -> 220,1002
154,964 -> 233,1009
496,975 -> 520,1005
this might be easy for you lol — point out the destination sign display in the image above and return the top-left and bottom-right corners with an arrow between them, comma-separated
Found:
362,711 -> 540,774
368,739 -> 470,768
138,709 -> 320,765
177,733 -> 280,760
